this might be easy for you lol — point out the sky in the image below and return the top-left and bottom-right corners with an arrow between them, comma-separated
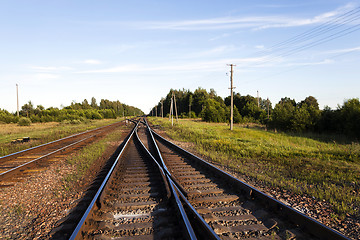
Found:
0,0 -> 359,113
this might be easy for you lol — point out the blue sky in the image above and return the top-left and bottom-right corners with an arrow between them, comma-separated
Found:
1,0 -> 359,113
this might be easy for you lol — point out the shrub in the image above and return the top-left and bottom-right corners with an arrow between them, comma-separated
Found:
18,117 -> 32,126
0,110 -> 18,123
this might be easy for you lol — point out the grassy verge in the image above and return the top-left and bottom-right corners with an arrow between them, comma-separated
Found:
62,125 -> 126,191
149,117 -> 360,218
0,118 -> 123,157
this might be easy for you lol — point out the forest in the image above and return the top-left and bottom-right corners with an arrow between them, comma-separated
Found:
0,97 -> 143,125
150,88 -> 360,139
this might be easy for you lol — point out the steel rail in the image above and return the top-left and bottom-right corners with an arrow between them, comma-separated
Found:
144,118 -> 189,196
0,121 -> 123,163
135,123 -> 197,240
0,134 -> 95,181
134,124 -> 172,199
173,180 -> 221,240
69,121 -> 139,240
143,119 -> 220,240
149,125 -> 351,240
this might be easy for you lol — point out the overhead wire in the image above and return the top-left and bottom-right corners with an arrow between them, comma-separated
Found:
242,6 -> 360,67
241,41 -> 360,86
259,7 -> 360,53
253,21 -> 360,66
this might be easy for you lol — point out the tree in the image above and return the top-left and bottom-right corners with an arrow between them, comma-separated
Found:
299,96 -> 321,131
193,88 -> 209,115
270,97 -> 296,131
200,98 -> 226,122
300,96 -> 319,109
91,97 -> 98,109
82,99 -> 91,109
188,95 -> 193,118
291,105 -> 311,132
340,98 -> 360,138
21,101 -> 34,117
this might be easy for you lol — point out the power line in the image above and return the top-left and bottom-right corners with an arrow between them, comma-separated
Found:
254,22 -> 360,66
244,6 -> 360,67
242,47 -> 360,85
263,7 -> 360,52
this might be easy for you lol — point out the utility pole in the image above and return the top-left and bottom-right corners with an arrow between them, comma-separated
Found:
267,98 -> 270,120
169,92 -> 178,126
169,97 -> 173,125
16,84 -> 19,117
155,106 -> 157,117
188,95 -> 192,118
161,100 -> 163,118
173,92 -> 178,121
189,102 -> 191,118
257,90 -> 260,108
227,64 -> 236,130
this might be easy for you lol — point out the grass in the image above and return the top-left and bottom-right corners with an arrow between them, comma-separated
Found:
62,125 -> 126,191
149,117 -> 360,218
0,118 -> 123,157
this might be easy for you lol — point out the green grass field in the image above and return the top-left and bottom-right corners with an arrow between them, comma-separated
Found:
149,117 -> 360,218
0,118 -> 122,157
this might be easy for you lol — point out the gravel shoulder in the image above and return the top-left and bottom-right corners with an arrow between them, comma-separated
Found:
0,129 -> 129,240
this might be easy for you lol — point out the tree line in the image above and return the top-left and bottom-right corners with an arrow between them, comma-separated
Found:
151,88 -> 360,139
0,97 -> 144,124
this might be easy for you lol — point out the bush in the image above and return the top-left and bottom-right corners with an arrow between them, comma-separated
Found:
0,110 -> 18,123
18,117 -> 32,126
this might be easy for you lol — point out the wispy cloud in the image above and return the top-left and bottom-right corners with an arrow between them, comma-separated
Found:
255,45 -> 265,50
29,66 -> 72,72
139,16 -> 292,30
83,59 -> 102,65
77,64 -> 140,73
284,59 -> 334,67
35,73 -> 60,79
76,57 -> 265,74
183,45 -> 239,58
209,33 -> 231,41
256,3 -> 356,30
323,46 -> 360,54
124,3 -> 357,31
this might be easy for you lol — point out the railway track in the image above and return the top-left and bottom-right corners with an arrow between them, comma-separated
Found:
62,118 -> 350,239
0,121 -> 125,185
66,120 -> 197,240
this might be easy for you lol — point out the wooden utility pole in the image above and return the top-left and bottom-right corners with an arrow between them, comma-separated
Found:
257,90 -> 260,108
227,64 -> 236,130
16,84 -> 19,117
267,98 -> 270,120
188,95 -> 192,118
173,92 -> 178,121
189,103 -> 191,118
161,100 -> 163,118
169,97 -> 173,125
169,92 -> 178,126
